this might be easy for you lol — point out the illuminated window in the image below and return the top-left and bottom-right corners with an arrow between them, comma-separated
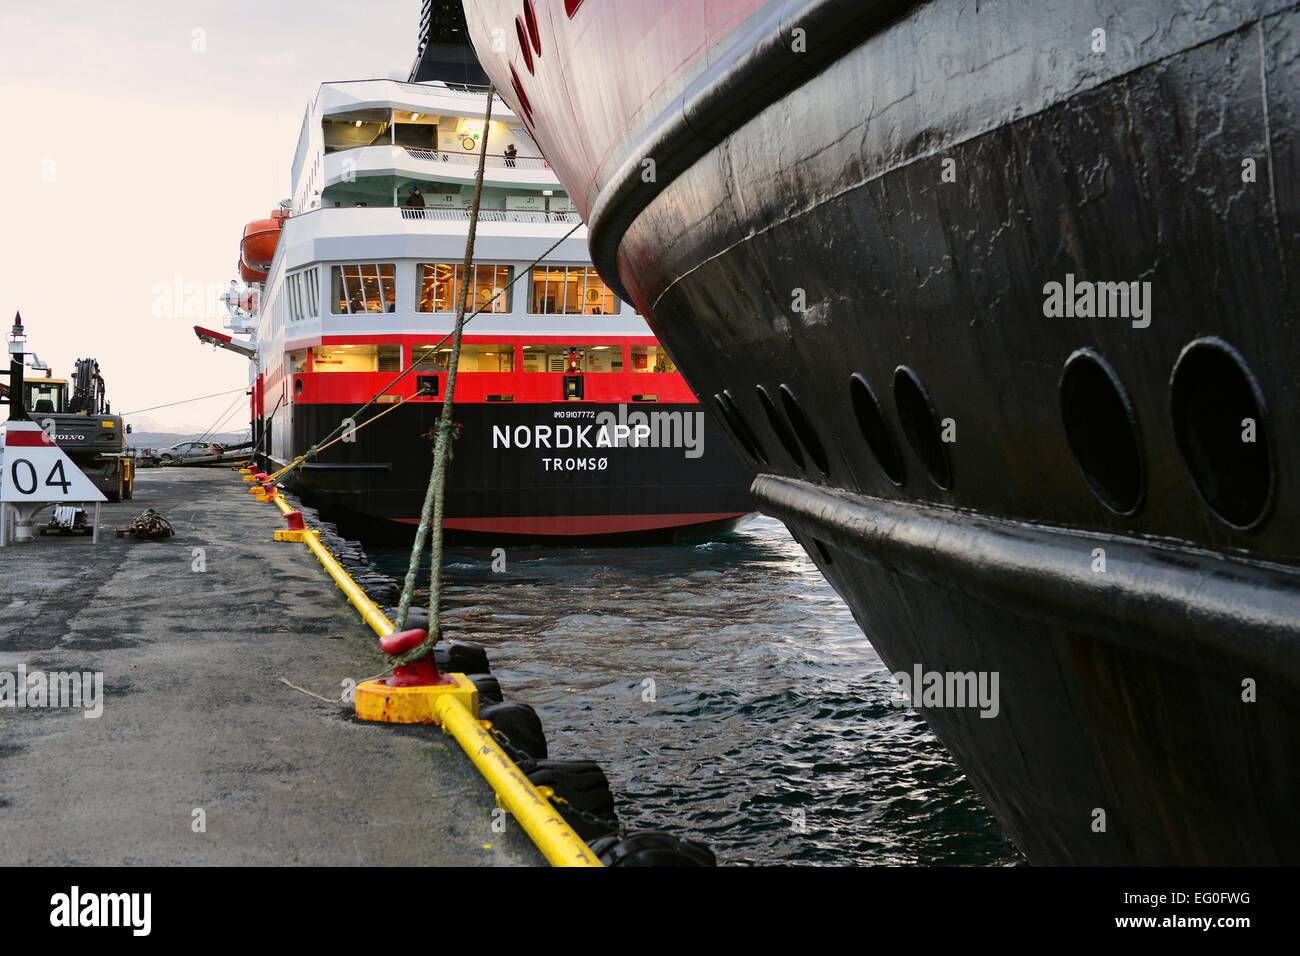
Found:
411,343 -> 515,372
529,266 -> 617,315
331,264 -> 396,314
417,263 -> 513,313
631,345 -> 677,374
521,345 -> 622,373
310,344 -> 401,371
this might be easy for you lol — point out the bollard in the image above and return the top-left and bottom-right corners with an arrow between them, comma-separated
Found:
355,628 -> 477,724
274,509 -> 308,543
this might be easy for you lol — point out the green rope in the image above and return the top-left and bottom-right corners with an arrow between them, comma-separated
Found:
393,85 -> 495,662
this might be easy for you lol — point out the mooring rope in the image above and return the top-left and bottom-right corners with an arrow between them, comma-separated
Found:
264,389 -> 428,482
246,393 -> 283,463
392,85 -> 495,663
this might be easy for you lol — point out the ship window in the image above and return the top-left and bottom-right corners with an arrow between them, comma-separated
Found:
285,272 -> 304,322
521,345 -> 621,373
310,344 -> 398,372
412,343 -> 515,373
332,264 -> 396,314
630,345 -> 676,374
305,267 -> 319,317
322,110 -> 391,154
288,350 -> 309,374
286,268 -> 319,321
417,263 -> 513,314
530,266 -> 617,315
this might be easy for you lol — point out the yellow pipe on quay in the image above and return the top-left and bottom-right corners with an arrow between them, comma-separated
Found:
435,694 -> 602,867
259,481 -> 601,865
302,529 -> 394,639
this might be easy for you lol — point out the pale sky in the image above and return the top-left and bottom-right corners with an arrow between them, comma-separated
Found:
0,0 -> 418,431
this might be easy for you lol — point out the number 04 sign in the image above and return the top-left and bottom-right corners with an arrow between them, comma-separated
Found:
0,421 -> 106,503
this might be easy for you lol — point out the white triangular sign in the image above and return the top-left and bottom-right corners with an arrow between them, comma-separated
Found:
1,420 -> 108,502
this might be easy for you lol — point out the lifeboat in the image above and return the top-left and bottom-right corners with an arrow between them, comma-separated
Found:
238,207 -> 288,283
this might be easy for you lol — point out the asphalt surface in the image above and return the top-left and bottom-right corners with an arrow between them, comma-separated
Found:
0,468 -> 542,866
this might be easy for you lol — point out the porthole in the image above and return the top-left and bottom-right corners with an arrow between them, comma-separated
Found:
523,0 -> 542,57
1170,337 -> 1272,529
1059,349 -> 1144,515
508,64 -> 534,125
714,391 -> 768,464
779,385 -> 830,476
757,385 -> 804,470
849,373 -> 904,485
515,18 -> 534,74
893,366 -> 951,490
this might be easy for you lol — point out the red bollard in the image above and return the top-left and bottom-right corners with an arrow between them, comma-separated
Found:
284,510 -> 306,531
378,629 -> 453,687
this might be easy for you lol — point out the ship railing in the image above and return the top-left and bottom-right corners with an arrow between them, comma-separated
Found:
402,147 -> 551,170
398,208 -> 578,224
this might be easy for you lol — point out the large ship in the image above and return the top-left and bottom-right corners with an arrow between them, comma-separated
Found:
464,0 -> 1300,864
201,14 -> 752,540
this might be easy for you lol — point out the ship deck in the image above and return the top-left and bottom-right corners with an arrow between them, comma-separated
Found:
0,469 -> 542,865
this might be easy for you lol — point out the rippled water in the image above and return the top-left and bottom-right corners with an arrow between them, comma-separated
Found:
370,516 -> 1020,866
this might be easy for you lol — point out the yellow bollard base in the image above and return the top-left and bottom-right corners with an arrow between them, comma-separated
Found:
238,468 -> 252,475
255,494 -> 277,503
355,673 -> 478,724
274,529 -> 307,543
242,475 -> 258,483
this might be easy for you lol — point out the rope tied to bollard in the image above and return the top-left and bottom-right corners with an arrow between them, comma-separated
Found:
391,84 -> 494,669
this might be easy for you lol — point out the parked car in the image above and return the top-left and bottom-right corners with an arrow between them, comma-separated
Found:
157,441 -> 224,464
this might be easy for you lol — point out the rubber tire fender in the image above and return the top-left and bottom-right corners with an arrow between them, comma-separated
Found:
517,758 -> 618,839
466,673 -> 503,704
434,639 -> 491,675
479,700 -> 547,760
588,831 -> 717,867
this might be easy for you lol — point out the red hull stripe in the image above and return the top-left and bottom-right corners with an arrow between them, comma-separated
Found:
396,512 -> 745,535
4,429 -> 56,447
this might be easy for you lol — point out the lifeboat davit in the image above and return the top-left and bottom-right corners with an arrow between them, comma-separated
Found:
238,208 -> 288,284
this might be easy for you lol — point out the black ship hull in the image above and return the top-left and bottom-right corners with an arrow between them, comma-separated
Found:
272,401 -> 754,543
588,0 -> 1300,862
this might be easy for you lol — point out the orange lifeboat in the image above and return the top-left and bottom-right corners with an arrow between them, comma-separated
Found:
238,208 -> 288,283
